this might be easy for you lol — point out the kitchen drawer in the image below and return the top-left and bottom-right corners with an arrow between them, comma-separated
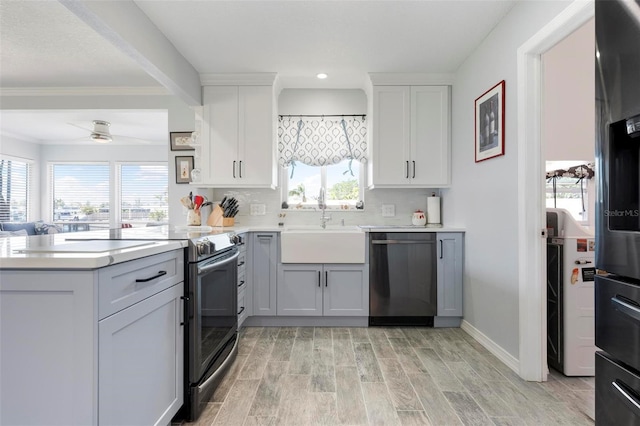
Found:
238,286 -> 247,327
596,351 -> 640,425
238,249 -> 247,271
98,250 -> 184,319
596,275 -> 640,371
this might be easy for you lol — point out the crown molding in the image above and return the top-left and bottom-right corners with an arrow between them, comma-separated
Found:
368,73 -> 455,86
0,86 -> 170,97
200,73 -> 278,86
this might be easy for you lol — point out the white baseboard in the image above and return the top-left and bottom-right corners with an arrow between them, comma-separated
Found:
461,320 -> 520,375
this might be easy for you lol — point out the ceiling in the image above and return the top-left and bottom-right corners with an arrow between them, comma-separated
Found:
0,0 -> 517,145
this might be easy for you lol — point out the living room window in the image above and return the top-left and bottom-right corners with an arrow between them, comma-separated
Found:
0,156 -> 32,222
118,163 -> 169,226
50,162 -> 169,231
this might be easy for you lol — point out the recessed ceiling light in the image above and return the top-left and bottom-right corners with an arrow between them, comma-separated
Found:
316,73 -> 328,79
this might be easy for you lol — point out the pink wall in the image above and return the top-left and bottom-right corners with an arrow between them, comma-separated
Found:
542,19 -> 595,162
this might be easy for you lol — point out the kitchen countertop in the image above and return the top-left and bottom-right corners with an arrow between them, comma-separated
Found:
0,224 -> 465,270
0,232 -> 185,270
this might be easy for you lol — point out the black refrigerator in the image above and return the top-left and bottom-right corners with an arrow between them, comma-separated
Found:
595,1 -> 640,424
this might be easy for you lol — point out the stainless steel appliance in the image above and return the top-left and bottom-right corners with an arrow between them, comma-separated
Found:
595,0 -> 640,423
183,232 -> 240,421
369,232 -> 437,326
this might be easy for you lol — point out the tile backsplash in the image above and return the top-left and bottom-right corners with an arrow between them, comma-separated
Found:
203,187 -> 442,227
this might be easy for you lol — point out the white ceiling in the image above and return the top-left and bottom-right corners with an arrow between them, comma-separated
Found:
0,110 -> 168,146
0,0 -> 517,145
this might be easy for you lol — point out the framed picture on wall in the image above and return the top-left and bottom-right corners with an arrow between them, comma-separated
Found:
175,156 -> 194,184
170,131 -> 195,151
475,80 -> 505,162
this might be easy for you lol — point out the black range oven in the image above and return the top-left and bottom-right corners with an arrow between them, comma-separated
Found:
183,232 -> 240,421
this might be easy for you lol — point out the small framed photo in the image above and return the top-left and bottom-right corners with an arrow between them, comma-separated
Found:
170,131 -> 195,151
175,156 -> 194,184
475,80 -> 505,162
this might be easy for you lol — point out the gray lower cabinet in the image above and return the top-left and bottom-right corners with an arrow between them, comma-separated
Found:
98,283 -> 183,426
278,263 -> 368,316
237,233 -> 249,327
0,249 -> 184,425
436,232 -> 464,317
252,232 -> 278,316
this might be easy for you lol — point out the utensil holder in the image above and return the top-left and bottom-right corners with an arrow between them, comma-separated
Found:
187,209 -> 201,226
207,205 -> 235,227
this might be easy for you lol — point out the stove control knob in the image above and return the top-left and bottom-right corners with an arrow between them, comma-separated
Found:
229,233 -> 239,245
197,241 -> 211,256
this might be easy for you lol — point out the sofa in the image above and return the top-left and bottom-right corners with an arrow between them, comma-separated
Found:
0,221 -> 62,236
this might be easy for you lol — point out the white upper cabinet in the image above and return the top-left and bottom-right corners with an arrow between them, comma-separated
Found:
369,85 -> 450,188
200,85 -> 277,188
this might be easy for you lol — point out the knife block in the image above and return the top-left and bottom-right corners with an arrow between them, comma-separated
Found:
207,205 -> 235,227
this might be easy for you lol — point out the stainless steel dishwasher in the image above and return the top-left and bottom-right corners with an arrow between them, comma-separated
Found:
369,232 -> 437,326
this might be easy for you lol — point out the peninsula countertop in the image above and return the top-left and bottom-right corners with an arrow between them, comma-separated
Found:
0,232 -> 185,269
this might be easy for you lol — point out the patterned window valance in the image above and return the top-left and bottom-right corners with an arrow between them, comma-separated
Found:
277,115 -> 368,169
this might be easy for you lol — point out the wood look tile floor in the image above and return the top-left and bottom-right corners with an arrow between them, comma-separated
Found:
184,327 -> 594,426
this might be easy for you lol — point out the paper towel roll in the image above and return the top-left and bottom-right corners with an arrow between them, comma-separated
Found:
427,196 -> 441,224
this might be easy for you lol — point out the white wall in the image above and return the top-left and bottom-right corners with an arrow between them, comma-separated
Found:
542,18 -> 595,228
0,94 -> 195,225
0,136 -> 42,219
443,0 -> 572,358
204,89 -> 440,227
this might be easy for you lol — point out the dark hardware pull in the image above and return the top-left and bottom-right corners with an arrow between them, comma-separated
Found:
612,380 -> 640,415
406,161 -> 409,178
325,270 -> 328,287
257,235 -> 273,238
440,240 -> 443,259
239,160 -> 243,178
238,306 -> 245,315
238,280 -> 245,287
412,161 -> 416,178
233,161 -> 236,178
318,271 -> 321,287
180,296 -> 189,326
135,270 -> 167,283
238,261 -> 245,267
612,296 -> 640,323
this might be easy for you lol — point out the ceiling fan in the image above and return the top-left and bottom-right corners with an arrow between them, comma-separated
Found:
66,120 -> 156,145
88,120 -> 112,143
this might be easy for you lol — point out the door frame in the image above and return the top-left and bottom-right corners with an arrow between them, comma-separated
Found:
516,0 -> 594,381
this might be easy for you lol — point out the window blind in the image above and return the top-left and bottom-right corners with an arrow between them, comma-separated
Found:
50,163 -> 110,222
119,163 -> 169,225
0,158 -> 31,222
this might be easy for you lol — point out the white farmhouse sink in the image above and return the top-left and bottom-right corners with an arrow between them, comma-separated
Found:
281,226 -> 365,263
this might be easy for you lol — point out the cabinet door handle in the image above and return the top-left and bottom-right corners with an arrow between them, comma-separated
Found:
180,296 -> 189,326
239,160 -> 243,178
257,234 -> 273,238
412,161 -> 416,179
439,240 -> 443,259
406,161 -> 409,178
233,161 -> 236,178
238,280 -> 245,287
238,261 -> 245,267
325,270 -> 328,287
238,306 -> 245,315
135,270 -> 167,283
318,271 -> 321,287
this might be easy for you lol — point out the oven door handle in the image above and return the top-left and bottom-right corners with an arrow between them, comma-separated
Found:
612,296 -> 640,323
197,251 -> 240,274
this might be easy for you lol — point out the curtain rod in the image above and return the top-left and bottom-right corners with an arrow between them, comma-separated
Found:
278,114 -> 366,119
